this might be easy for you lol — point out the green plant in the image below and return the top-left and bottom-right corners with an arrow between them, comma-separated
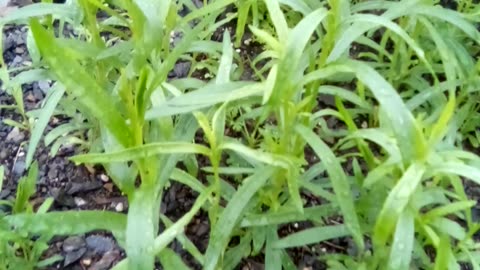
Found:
0,164 -> 61,270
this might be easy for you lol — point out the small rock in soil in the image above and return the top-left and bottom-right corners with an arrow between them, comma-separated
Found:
81,257 -> 92,267
6,127 -> 24,142
0,188 -> 10,199
14,46 -> 24,54
13,160 -> 25,176
172,62 -> 191,78
63,236 -> 87,266
12,55 -> 22,64
66,180 -> 102,195
37,80 -> 50,93
89,250 -> 120,270
63,236 -> 86,253
0,149 -> 8,159
32,87 -> 44,100
74,197 -> 87,207
191,221 -> 209,237
99,174 -> 109,182
86,235 -> 115,255
103,183 -> 113,192
51,188 -> 76,207
2,34 -> 14,52
25,92 -> 35,102
64,247 -> 87,267
114,202 -> 124,212
472,205 -> 480,222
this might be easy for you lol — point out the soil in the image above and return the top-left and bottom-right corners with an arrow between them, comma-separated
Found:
0,1 -> 479,270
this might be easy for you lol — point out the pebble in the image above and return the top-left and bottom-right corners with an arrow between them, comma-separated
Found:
2,34 -> 15,51
81,258 -> 92,266
25,92 -> 35,102
114,202 -> 123,212
0,189 -> 11,199
64,247 -> 86,267
103,183 -> 113,192
89,250 -> 119,270
74,197 -> 87,207
0,149 -> 8,160
86,235 -> 115,255
62,236 -> 86,253
37,80 -> 50,93
12,55 -> 22,64
99,174 -> 109,182
12,160 -> 25,176
14,46 -> 24,54
6,127 -> 24,143
66,181 -> 102,195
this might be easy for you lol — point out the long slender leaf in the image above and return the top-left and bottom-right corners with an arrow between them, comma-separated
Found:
25,84 -> 65,168
295,125 -> 364,252
387,210 -> 414,270
204,167 -> 275,270
29,19 -> 133,147
273,225 -> 350,249
5,211 -> 127,243
126,185 -> 156,270
70,142 -> 210,164
374,163 -> 425,247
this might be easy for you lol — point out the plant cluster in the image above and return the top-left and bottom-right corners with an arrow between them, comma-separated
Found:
1,0 -> 480,269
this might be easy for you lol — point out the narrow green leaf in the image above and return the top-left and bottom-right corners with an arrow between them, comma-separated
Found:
145,82 -> 263,119
264,0 -> 289,42
342,128 -> 401,164
0,3 -> 81,24
346,14 -> 428,66
160,214 -> 205,265
25,84 -> 65,168
279,0 -> 312,15
430,162 -> 480,185
126,186 -> 156,270
212,103 -> 227,147
216,31 -> 233,84
153,187 -> 212,253
221,141 -> 293,169
273,225 -> 350,249
13,162 -> 38,214
5,211 -> 126,242
295,125 -> 364,252
431,218 -> 466,241
374,163 -> 425,247
29,19 -> 132,147
387,210 -> 414,270
272,8 -> 328,103
340,60 -> 425,161
423,201 -> 476,221
204,167 -> 275,270
158,248 -> 190,270
265,227 -> 282,270
416,6 -> 480,41
171,168 -> 206,194
10,69 -> 51,86
241,204 -> 336,227
434,235 -> 451,270
319,85 -> 372,110
223,232 -> 252,269
71,142 -> 210,164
